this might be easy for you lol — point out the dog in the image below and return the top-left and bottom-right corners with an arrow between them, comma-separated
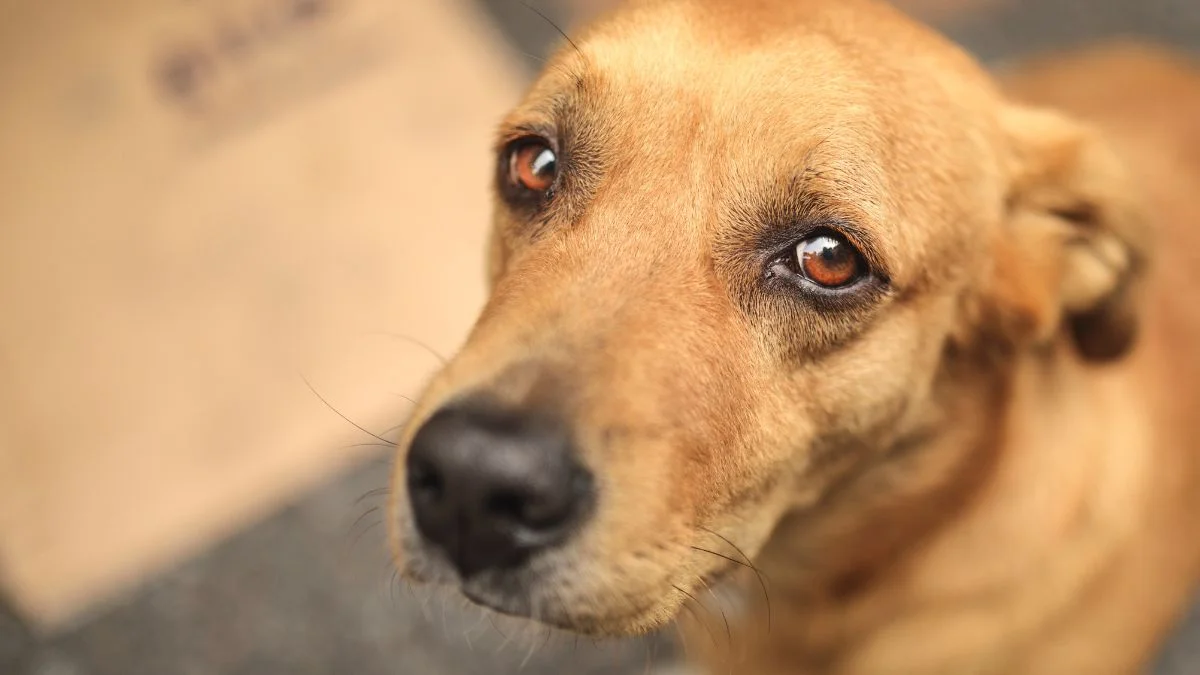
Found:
387,0 -> 1200,672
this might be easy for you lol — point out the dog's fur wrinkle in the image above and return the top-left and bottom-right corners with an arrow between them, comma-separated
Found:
390,2 -> 1200,673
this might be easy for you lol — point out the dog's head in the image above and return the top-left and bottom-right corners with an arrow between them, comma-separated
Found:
389,0 -> 1148,635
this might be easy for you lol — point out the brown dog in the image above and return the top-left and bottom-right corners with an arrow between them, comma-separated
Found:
387,1 -> 1200,672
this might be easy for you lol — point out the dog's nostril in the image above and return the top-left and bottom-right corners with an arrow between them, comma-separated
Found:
486,488 -> 571,530
486,489 -> 529,522
407,458 -> 444,503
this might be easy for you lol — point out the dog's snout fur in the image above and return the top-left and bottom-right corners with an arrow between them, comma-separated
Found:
389,0 -> 1200,671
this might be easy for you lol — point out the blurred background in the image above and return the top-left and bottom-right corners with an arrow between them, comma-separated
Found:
1,0 -> 1199,673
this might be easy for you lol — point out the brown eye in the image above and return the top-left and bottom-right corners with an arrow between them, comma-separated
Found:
796,233 -> 866,288
508,140 -> 557,193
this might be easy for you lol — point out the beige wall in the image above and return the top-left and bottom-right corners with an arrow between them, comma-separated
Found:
0,0 -> 522,631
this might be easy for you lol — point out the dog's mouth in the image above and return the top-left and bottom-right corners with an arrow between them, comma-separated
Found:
401,540 -> 548,623
459,577 -> 536,621
458,580 -> 676,634
401,543 -> 661,633
397,515 -> 753,637
388,387 -> 771,635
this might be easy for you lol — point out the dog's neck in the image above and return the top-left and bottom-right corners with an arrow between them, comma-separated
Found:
739,342 -> 1151,669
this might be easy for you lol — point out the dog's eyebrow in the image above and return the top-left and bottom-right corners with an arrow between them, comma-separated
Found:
746,178 -> 892,281
494,97 -> 580,151
494,120 -> 557,149
494,61 -> 591,150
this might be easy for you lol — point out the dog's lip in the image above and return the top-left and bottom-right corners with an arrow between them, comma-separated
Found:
459,576 -> 674,634
460,572 -> 579,626
402,532 -> 683,632
460,583 -> 532,619
459,583 -> 582,630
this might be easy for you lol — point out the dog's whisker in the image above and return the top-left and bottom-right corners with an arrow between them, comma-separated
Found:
463,604 -> 488,650
699,526 -> 772,634
354,486 -> 390,506
301,374 -> 395,445
345,504 -> 381,552
690,545 -> 750,569
673,620 -> 691,664
519,1 -> 582,56
516,49 -> 548,64
698,576 -> 733,651
370,331 -> 450,365
673,584 -> 719,650
542,582 -> 574,632
487,613 -> 509,642
349,506 -> 380,535
389,568 -> 400,606
350,519 -> 383,551
494,613 -> 517,652
517,623 -> 543,670
413,584 -> 434,624
379,421 -> 409,438
345,441 -> 397,450
463,618 -> 476,652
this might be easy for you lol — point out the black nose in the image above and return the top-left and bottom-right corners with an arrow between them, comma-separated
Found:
405,403 -> 594,578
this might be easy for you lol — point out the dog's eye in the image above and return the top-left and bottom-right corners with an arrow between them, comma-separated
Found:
793,232 -> 867,288
507,139 -> 557,194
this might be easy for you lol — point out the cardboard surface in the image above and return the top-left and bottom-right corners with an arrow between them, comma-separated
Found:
0,0 -> 521,630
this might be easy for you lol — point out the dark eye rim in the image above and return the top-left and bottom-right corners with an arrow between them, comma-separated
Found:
763,225 -> 884,303
497,134 -> 561,206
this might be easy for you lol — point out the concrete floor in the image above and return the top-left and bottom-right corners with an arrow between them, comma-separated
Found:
1,458 -> 672,675
4,1 -> 1200,674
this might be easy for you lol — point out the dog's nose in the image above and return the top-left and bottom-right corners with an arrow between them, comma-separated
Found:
404,403 -> 594,577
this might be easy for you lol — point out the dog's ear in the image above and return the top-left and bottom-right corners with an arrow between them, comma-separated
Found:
980,104 -> 1150,362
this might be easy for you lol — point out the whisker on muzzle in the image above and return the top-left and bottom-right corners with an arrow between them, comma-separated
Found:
301,374 -> 396,445
672,584 -> 720,650
350,519 -> 383,552
488,614 -> 510,642
354,486 -> 390,506
697,576 -> 733,649
370,331 -> 450,366
388,568 -> 402,606
697,527 -> 773,633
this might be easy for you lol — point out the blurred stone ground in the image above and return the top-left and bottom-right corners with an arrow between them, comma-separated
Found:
0,458 -> 670,675
3,1 -> 1199,674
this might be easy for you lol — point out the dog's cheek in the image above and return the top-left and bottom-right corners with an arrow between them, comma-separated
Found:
486,208 -> 525,289
485,225 -> 507,289
772,301 -> 953,505
808,304 -> 936,423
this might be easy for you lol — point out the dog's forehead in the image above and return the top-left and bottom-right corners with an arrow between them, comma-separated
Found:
517,0 -> 999,149
506,10 -> 903,246
500,0 -> 1005,287
568,0 -> 879,112
517,0 -> 977,172
568,0 -> 959,81
516,4 -> 896,177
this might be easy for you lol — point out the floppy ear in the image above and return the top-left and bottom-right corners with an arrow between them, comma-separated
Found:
982,104 -> 1151,362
